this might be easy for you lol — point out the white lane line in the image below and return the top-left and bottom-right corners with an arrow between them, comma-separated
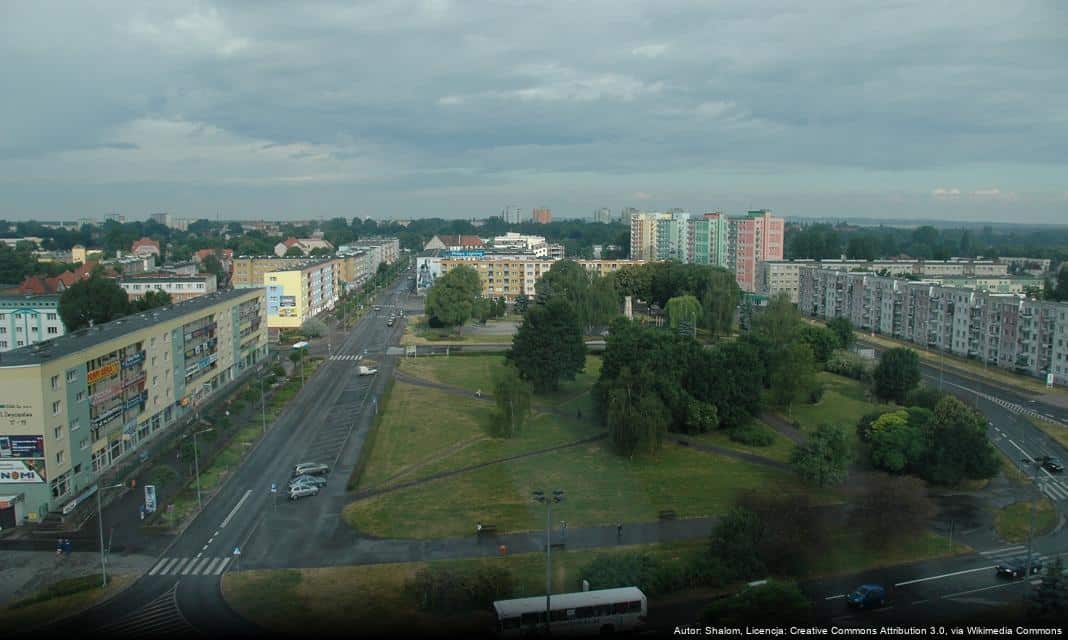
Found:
201,544 -> 209,551
895,565 -> 993,587
213,558 -> 231,575
149,558 -> 169,576
980,545 -> 1027,556
824,594 -> 845,600
171,558 -> 190,575
195,552 -> 202,560
221,489 -> 253,528
943,580 -> 1027,600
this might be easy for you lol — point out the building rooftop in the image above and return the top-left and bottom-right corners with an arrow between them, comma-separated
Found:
267,257 -> 338,273
0,288 -> 261,368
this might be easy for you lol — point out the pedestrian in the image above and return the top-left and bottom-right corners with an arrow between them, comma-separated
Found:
616,522 -> 623,542
56,538 -> 63,557
477,521 -> 482,534
561,521 -> 567,541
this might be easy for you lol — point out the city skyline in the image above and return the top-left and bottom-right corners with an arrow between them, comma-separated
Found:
2,1 -> 1066,223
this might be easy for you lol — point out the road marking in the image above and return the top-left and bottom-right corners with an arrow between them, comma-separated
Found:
824,594 -> 845,600
221,489 -> 253,528
172,558 -> 190,574
943,580 -> 1026,600
895,565 -> 993,587
195,552 -> 202,559
912,599 -> 929,605
214,558 -> 231,575
148,558 -> 169,576
204,558 -> 222,574
190,557 -> 211,575
980,545 -> 1027,556
202,544 -> 209,551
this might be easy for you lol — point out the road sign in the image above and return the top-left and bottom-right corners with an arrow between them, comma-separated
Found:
270,483 -> 277,494
233,546 -> 241,556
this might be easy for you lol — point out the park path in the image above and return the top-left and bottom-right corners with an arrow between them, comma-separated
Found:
760,412 -> 806,444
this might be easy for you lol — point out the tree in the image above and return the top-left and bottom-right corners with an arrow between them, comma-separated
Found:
507,296 -> 585,392
790,424 -> 852,487
58,275 -> 131,331
826,317 -> 855,349
513,294 -> 530,314
798,325 -> 838,364
300,317 -> 327,338
872,347 -> 921,403
132,289 -> 172,312
769,342 -> 816,415
201,253 -> 226,285
284,246 -> 304,257
705,341 -> 765,429
702,581 -> 813,626
919,396 -> 999,485
737,492 -> 830,577
707,507 -> 765,582
309,246 -> 333,257
1029,557 -> 1068,622
665,295 -> 702,331
490,364 -> 532,438
868,411 -> 927,473
847,473 -> 935,549
604,366 -> 669,456
425,265 -> 481,328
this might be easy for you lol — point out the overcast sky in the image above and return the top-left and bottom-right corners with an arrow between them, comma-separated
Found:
2,1 -> 1066,223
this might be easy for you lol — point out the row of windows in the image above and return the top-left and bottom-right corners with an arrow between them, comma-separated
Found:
502,601 -> 643,629
0,325 -> 60,334
0,312 -> 58,320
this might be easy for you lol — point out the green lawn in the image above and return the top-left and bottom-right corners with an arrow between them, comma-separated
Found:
399,354 -> 602,402
995,500 -> 1057,543
1028,417 -> 1068,451
0,575 -> 135,628
344,440 -> 830,539
789,372 -> 893,434
691,421 -> 795,464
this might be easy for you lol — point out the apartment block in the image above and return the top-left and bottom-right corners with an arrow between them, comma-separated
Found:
0,289 -> 267,522
434,257 -> 645,301
798,266 -> 1068,385
759,258 -> 1012,303
263,259 -> 341,331
532,208 -> 552,224
689,213 -> 730,269
231,257 -> 306,289
119,273 -> 218,303
491,233 -> 548,257
0,295 -> 64,352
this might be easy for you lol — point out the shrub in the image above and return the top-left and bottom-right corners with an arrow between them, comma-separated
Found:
729,423 -> 775,447
825,349 -> 873,383
145,465 -> 178,488
807,384 -> 825,404
578,553 -> 687,597
904,387 -> 947,411
405,566 -> 513,613
10,574 -> 103,609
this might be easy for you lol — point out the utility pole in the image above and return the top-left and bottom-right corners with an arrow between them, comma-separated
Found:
532,489 -> 564,635
1027,460 -> 1039,577
260,370 -> 267,436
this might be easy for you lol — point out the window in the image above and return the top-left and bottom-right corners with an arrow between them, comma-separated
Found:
53,425 -> 62,439
0,327 -> 5,334
56,450 -> 64,464
50,375 -> 59,390
76,390 -> 85,403
0,341 -> 6,349
71,418 -> 80,431
152,375 -> 158,387
74,464 -> 82,474
47,313 -> 57,321
80,438 -> 88,450
52,400 -> 61,415
66,369 -> 77,383
47,326 -> 59,335
152,356 -> 157,366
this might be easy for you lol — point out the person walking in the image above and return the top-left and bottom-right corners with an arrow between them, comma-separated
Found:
616,522 -> 623,543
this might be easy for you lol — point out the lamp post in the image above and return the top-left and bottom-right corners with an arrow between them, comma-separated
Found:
96,482 -> 125,587
260,367 -> 268,436
183,427 -> 215,511
532,489 -> 564,635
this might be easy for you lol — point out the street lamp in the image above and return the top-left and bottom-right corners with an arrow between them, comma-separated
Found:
182,427 -> 215,511
96,481 -> 125,587
532,489 -> 564,635
259,366 -> 268,436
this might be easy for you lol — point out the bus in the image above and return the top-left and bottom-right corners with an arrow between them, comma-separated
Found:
492,586 -> 647,637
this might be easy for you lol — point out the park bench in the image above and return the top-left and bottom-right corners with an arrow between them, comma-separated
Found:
658,509 -> 677,521
477,523 -> 498,536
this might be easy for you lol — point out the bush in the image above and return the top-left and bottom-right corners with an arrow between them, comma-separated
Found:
904,387 -> 947,411
10,574 -> 103,609
404,566 -> 513,613
578,553 -> 688,597
145,465 -> 178,488
825,349 -> 873,383
300,318 -> 327,338
729,423 -> 775,447
807,384 -> 825,404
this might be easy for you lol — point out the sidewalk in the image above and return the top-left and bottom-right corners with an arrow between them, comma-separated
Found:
0,550 -> 157,607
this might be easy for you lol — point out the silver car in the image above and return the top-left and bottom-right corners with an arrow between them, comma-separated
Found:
288,474 -> 327,489
288,485 -> 319,500
292,462 -> 329,477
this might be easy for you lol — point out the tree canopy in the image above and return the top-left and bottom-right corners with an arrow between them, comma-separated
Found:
425,265 -> 482,327
872,347 -> 922,403
507,296 -> 586,392
58,275 -> 131,331
790,424 -> 852,487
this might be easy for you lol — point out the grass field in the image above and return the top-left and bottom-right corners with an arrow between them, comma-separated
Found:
401,315 -> 519,346
690,421 -> 795,464
344,439 -> 826,539
0,574 -> 134,628
1028,416 -> 1068,450
995,499 -> 1057,543
789,372 -> 893,434
398,354 -> 602,402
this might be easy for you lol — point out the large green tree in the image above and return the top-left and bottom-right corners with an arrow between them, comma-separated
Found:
872,347 -> 921,403
490,364 -> 532,438
826,317 -> 855,349
132,289 -> 172,312
919,396 -> 999,485
58,275 -> 131,331
604,366 -> 669,456
790,424 -> 852,487
868,410 -> 927,473
1029,557 -> 1068,622
665,295 -> 702,331
507,296 -> 586,392
425,265 -> 482,327
798,325 -> 839,363
769,341 -> 816,415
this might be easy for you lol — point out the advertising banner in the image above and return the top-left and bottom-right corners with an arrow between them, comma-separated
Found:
91,405 -> 123,429
0,459 -> 46,483
122,352 -> 146,368
0,435 -> 44,458
91,384 -> 121,405
145,485 -> 157,513
87,362 -> 120,385
280,295 -> 296,307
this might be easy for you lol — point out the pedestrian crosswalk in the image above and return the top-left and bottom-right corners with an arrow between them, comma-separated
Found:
148,556 -> 231,577
1039,477 -> 1068,501
329,354 -> 362,361
979,545 -> 1050,565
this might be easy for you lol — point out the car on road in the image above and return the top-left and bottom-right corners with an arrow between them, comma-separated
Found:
288,484 -> 319,500
288,474 -> 327,489
845,584 -> 885,609
996,557 -> 1043,578
1042,457 -> 1064,473
292,462 -> 329,477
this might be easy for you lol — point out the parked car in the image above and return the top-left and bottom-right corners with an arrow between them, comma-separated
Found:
292,462 -> 329,477
1042,457 -> 1064,473
288,474 -> 327,489
846,584 -> 885,609
288,485 -> 319,501
996,557 -> 1043,578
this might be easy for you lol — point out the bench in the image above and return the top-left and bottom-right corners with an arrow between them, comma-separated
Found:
477,524 -> 498,536
658,509 -> 677,521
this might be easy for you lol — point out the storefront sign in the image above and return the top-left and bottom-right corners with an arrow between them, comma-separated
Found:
91,405 -> 123,429
0,459 -> 46,483
124,392 -> 147,411
122,352 -> 146,368
87,362 -> 120,385
91,384 -> 121,405
144,485 -> 157,513
0,435 -> 44,458
122,373 -> 147,390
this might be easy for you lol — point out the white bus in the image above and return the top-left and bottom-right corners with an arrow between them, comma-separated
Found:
493,586 -> 647,637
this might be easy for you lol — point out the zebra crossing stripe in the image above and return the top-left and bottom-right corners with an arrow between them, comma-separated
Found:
172,558 -> 190,574
159,558 -> 180,575
190,557 -> 211,575
204,558 -> 222,574
214,558 -> 231,575
149,558 -> 169,576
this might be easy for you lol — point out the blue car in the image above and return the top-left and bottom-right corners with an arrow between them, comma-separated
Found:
846,584 -> 885,609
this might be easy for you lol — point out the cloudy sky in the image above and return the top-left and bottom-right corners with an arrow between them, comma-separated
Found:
2,1 -> 1066,223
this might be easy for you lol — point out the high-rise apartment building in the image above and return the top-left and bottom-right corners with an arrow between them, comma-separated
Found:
688,212 -> 730,269
593,208 -> 612,224
149,212 -> 170,227
501,207 -> 523,224
620,207 -> 640,226
728,210 -> 785,292
532,208 -> 552,224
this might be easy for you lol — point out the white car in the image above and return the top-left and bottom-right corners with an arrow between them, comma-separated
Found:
288,485 -> 319,500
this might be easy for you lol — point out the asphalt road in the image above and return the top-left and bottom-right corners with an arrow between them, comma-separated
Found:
52,277 -> 416,637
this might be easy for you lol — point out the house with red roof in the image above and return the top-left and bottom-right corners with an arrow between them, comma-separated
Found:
131,237 -> 161,258
423,235 -> 485,252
